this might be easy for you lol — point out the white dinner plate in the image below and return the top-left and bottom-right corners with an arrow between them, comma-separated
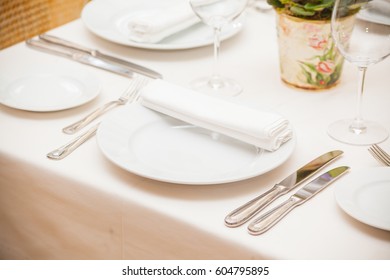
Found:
97,103 -> 296,185
334,167 -> 390,231
0,71 -> 100,112
357,0 -> 390,26
81,0 -> 244,50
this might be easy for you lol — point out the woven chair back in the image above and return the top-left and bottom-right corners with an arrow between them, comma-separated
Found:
0,0 -> 89,49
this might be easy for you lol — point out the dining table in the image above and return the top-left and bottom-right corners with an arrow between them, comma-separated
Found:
0,6 -> 389,260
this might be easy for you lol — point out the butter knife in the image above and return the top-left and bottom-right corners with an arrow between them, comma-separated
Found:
247,166 -> 350,235
39,34 -> 163,79
26,39 -> 134,78
224,150 -> 343,227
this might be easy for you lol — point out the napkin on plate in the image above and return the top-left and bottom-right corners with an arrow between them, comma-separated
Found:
128,3 -> 200,43
139,80 -> 293,152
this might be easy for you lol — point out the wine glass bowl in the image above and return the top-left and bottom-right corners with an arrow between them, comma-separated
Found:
328,0 -> 390,145
189,0 -> 248,96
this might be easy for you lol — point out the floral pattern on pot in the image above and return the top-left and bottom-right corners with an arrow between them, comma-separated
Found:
276,12 -> 354,90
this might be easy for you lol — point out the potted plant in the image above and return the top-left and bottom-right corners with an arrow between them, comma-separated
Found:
267,0 -> 357,90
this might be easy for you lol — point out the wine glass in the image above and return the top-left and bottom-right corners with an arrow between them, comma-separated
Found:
328,0 -> 390,145
189,0 -> 248,96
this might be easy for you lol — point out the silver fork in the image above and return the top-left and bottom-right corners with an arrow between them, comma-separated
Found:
368,144 -> 390,166
63,76 -> 149,134
47,77 -> 149,160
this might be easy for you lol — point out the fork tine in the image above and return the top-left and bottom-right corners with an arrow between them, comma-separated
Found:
368,145 -> 390,166
373,144 -> 390,161
133,76 -> 150,101
368,147 -> 388,166
372,145 -> 390,165
121,76 -> 150,101
63,76 -> 149,135
122,76 -> 144,97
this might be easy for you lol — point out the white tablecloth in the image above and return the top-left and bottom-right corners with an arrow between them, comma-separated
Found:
1,9 -> 389,259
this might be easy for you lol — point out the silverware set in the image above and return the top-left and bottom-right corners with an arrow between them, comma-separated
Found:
226,143 -> 389,235
26,34 -> 162,79
26,34 -> 159,159
247,166 -> 349,235
63,77 -> 149,135
225,150 -> 350,235
47,76 -> 149,160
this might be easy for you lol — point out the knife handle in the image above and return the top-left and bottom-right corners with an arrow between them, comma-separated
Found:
26,39 -> 73,59
247,196 -> 301,235
40,34 -> 92,54
39,34 -> 162,79
224,185 -> 286,227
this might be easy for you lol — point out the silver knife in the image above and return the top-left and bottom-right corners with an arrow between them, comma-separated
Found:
39,34 -> 163,79
247,166 -> 350,235
224,150 -> 343,227
26,39 -> 134,78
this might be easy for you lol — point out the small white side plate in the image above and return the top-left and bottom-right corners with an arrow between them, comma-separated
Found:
97,103 -> 295,185
0,71 -> 100,112
335,167 -> 390,231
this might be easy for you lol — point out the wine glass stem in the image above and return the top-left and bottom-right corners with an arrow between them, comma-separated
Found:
210,26 -> 223,88
351,66 -> 367,135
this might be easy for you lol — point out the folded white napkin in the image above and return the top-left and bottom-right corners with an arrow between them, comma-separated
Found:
139,80 -> 293,151
128,3 -> 200,43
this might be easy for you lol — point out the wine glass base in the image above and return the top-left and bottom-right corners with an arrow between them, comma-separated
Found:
190,76 -> 242,97
327,119 -> 389,145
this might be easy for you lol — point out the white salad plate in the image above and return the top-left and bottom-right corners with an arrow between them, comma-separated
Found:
81,0 -> 244,50
335,167 -> 390,231
0,71 -> 100,112
97,103 -> 296,185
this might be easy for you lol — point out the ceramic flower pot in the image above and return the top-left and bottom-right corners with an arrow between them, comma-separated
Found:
275,11 -> 354,90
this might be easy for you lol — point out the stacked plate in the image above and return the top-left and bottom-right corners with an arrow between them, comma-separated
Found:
96,103 -> 296,185
81,0 -> 245,50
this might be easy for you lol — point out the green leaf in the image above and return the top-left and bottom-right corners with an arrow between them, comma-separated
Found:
304,0 -> 334,11
300,61 -> 317,73
267,0 -> 284,8
289,6 -> 316,16
300,65 -> 314,84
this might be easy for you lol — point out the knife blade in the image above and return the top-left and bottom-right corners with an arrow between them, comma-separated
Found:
247,166 -> 350,235
224,150 -> 343,227
38,34 -> 163,79
26,39 -> 134,78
